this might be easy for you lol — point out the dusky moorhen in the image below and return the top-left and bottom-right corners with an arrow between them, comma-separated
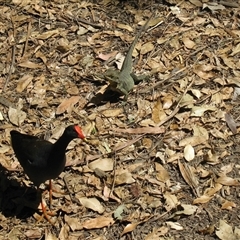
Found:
10,125 -> 85,223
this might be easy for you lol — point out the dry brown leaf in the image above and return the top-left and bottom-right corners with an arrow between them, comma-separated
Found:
221,200 -> 236,210
193,65 -> 215,80
204,149 -> 219,165
179,136 -> 206,147
179,93 -> 194,108
164,192 -> 179,211
225,113 -> 237,134
202,3 -> 225,12
145,226 -> 169,239
220,54 -> 235,69
37,29 -> 59,40
16,74 -> 33,93
162,93 -> 174,109
103,186 -> 121,203
98,51 -> 118,61
115,171 -> 135,185
35,51 -> 47,64
121,222 -> 139,236
155,162 -> 170,183
56,96 -> 81,115
189,0 -> 202,7
204,183 -> 222,196
220,163 -> 234,176
193,125 -> 209,139
182,37 -> 195,49
216,176 -> 240,186
178,161 -> 199,196
140,42 -> 154,55
58,224 -> 70,240
116,23 -> 133,32
82,216 -> 114,229
18,60 -> 42,69
230,43 -> 240,56
24,229 -> 42,239
101,108 -> 123,117
12,0 -> 31,6
193,195 -> 214,204
152,98 -> 167,124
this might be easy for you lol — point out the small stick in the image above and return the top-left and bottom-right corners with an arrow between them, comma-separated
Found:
4,17 -> 16,91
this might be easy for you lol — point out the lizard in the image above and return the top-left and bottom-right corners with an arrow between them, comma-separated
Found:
104,14 -> 153,100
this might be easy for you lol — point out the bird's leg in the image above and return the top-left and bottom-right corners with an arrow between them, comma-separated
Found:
49,179 -> 52,209
35,187 -> 56,225
48,180 -> 67,196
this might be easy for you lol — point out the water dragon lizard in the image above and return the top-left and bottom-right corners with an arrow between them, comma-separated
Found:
104,15 -> 152,99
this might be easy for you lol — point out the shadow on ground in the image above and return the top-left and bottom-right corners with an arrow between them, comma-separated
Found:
0,164 -> 40,219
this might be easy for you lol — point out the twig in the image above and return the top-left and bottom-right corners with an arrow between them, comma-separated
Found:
139,67 -> 187,94
63,13 -> 102,29
4,17 -> 16,91
157,76 -> 195,127
22,19 -> 31,57
109,151 -> 117,198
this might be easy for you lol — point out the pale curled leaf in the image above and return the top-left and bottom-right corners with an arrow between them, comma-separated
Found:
216,220 -> 235,240
8,107 -> 27,126
79,197 -> 105,214
64,215 -> 83,231
184,144 -> 195,161
178,204 -> 198,215
190,105 -> 217,117
88,158 -> 113,172
166,221 -> 183,230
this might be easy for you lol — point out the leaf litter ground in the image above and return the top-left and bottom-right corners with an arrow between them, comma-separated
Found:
0,0 -> 240,239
